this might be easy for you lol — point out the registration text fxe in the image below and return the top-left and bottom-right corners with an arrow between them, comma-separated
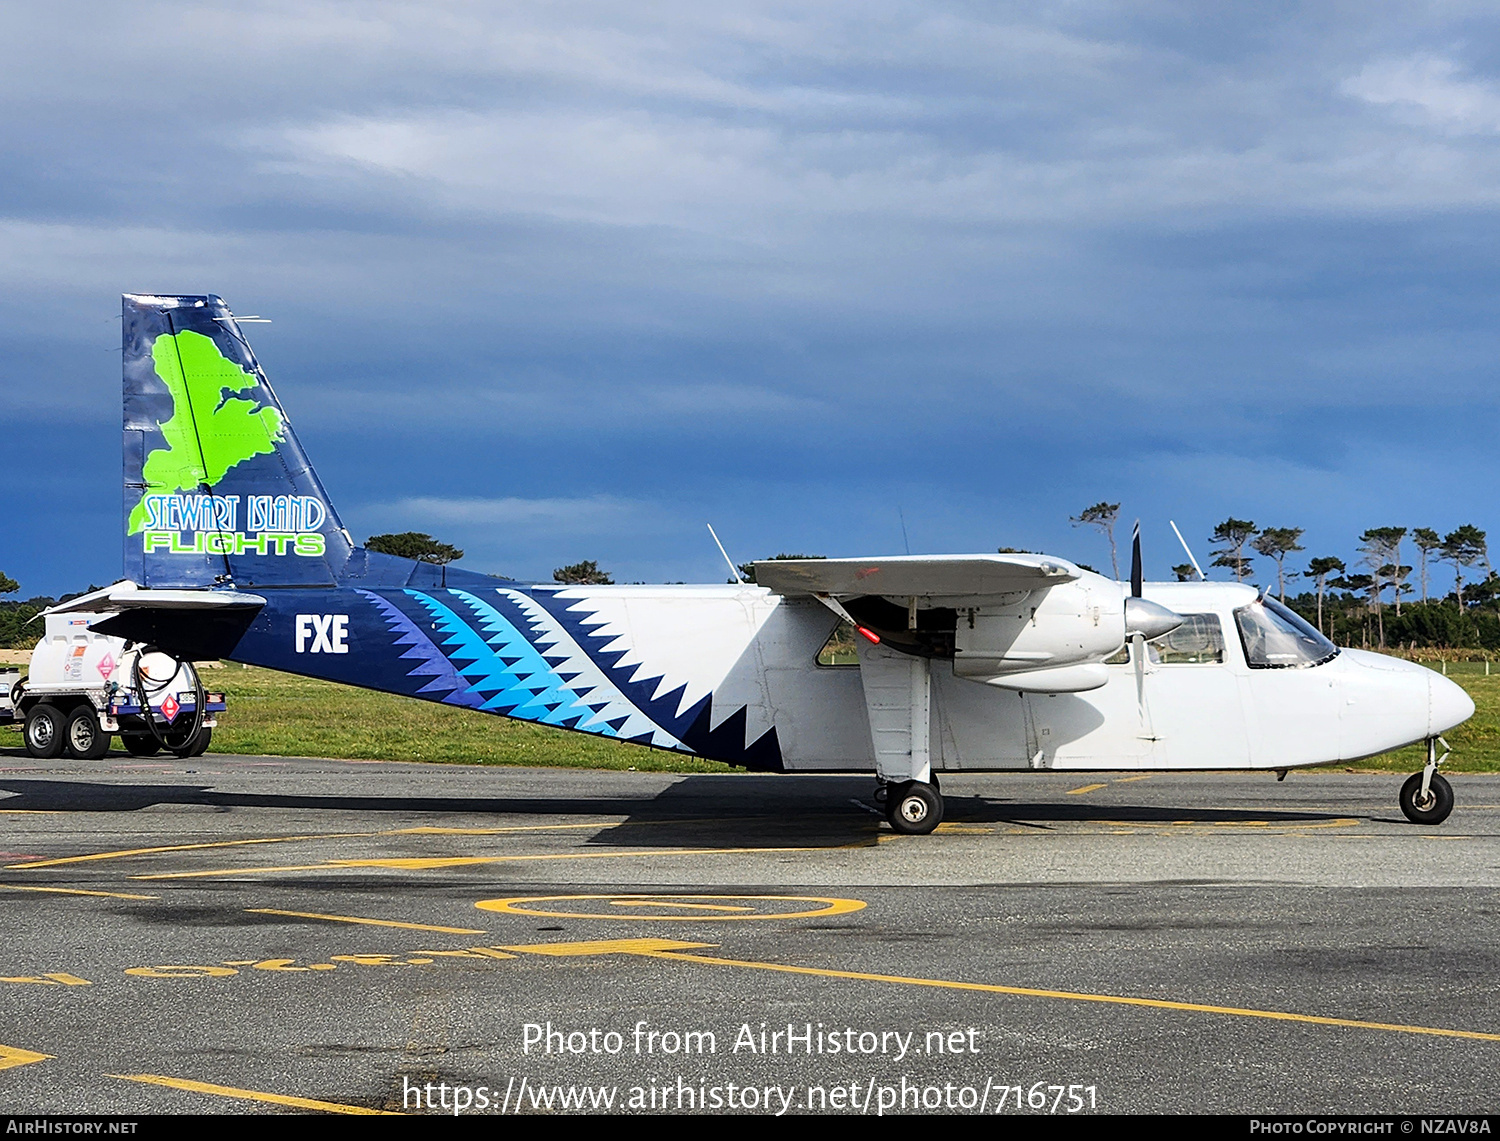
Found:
523,1021 -> 981,1060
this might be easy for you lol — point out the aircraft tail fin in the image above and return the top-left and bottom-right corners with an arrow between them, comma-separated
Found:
123,294 -> 353,589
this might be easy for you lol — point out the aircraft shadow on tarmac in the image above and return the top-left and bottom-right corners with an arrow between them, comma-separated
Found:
0,768 -> 1359,850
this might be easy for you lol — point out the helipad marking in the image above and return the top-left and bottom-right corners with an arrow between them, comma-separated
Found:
109,1073 -> 399,1115
504,938 -> 716,957
0,1045 -> 51,1071
477,894 -> 867,922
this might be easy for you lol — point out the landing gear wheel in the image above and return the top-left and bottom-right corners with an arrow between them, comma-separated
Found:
886,781 -> 943,835
121,733 -> 161,757
1400,772 -> 1453,826
171,726 -> 211,759
23,704 -> 65,759
65,707 -> 111,760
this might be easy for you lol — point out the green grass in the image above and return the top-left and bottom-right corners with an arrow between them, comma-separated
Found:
6,658 -> 1497,773
96,664 -> 733,772
1355,660 -> 1500,773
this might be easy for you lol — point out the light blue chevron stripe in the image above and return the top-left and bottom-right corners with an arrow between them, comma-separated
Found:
407,589 -> 604,731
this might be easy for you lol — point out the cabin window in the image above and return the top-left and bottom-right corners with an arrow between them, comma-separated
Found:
1148,613 -> 1225,664
1234,597 -> 1339,669
817,619 -> 859,667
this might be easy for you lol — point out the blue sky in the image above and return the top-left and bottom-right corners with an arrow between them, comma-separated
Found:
5,2 -> 1500,595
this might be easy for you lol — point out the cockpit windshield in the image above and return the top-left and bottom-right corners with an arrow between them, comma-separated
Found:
1234,597 -> 1339,669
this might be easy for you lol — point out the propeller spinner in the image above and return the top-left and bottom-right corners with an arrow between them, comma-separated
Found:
1123,521 -> 1184,641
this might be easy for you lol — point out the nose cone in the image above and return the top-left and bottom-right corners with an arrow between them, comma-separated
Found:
1430,672 -> 1475,735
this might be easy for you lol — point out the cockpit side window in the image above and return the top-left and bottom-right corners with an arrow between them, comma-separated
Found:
1234,597 -> 1339,669
1148,613 -> 1225,664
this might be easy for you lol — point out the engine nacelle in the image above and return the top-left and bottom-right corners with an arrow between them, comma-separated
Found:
952,578 -> 1125,683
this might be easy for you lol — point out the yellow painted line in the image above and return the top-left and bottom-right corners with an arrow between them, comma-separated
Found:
478,894 -> 867,922
1066,783 -> 1108,795
1,974 -> 91,986
607,900 -> 754,913
246,908 -> 485,934
1114,774 -> 1154,783
0,810 -> 62,815
7,832 -> 377,869
639,949 -> 1500,1044
504,938 -> 716,957
133,845 -> 848,880
394,822 -> 613,835
109,1073 -> 398,1115
0,1045 -> 51,1071
0,884 -> 157,900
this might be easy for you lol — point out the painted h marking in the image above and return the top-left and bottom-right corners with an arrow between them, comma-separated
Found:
295,614 -> 348,654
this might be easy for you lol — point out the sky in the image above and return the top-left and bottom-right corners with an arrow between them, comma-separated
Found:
4,1 -> 1500,596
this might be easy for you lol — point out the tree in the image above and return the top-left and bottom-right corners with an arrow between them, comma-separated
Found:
1442,525 -> 1487,609
1251,527 -> 1305,602
1412,528 -> 1442,603
1070,502 -> 1122,580
0,571 -> 16,595
366,532 -> 465,565
1209,518 -> 1258,581
1171,563 -> 1197,582
553,560 -> 613,585
1358,527 -> 1407,623
1306,556 -> 1345,635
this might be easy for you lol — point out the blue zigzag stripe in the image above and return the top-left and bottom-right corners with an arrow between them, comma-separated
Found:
406,589 -> 603,732
355,589 -> 483,708
527,589 -> 782,769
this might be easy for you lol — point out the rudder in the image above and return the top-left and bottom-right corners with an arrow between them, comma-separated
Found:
123,294 -> 353,588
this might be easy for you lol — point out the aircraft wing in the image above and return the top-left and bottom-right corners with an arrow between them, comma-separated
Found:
752,554 -> 1080,599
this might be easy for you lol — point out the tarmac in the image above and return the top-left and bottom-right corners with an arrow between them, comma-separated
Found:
0,752 -> 1496,1115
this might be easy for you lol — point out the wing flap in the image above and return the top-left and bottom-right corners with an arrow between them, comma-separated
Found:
753,554 -> 1079,598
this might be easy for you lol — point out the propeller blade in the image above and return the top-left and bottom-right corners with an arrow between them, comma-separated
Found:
1130,520 -> 1143,598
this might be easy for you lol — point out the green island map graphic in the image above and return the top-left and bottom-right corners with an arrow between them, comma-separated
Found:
127,330 -> 285,535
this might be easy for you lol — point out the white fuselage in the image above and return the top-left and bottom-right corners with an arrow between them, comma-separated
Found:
549,579 -> 1472,772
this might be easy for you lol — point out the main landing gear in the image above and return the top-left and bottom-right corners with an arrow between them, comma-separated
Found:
876,778 -> 944,835
1401,737 -> 1454,826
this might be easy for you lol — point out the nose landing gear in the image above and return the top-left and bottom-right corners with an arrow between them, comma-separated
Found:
886,780 -> 944,835
1401,737 -> 1454,825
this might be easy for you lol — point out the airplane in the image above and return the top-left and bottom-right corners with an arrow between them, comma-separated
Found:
25,293 -> 1475,834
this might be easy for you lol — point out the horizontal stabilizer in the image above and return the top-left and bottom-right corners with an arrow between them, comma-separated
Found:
754,554 -> 1079,599
44,581 -> 266,615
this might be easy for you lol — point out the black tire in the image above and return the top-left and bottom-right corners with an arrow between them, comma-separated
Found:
65,707 -> 111,760
121,733 -> 161,757
23,704 -> 65,759
886,780 -> 943,835
172,725 -> 212,759
1400,772 -> 1454,826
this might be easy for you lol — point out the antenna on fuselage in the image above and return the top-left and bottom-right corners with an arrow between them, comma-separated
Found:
707,523 -> 746,585
1169,520 -> 1206,581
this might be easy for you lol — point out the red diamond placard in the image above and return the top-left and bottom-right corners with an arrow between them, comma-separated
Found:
96,652 -> 115,681
160,694 -> 180,723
